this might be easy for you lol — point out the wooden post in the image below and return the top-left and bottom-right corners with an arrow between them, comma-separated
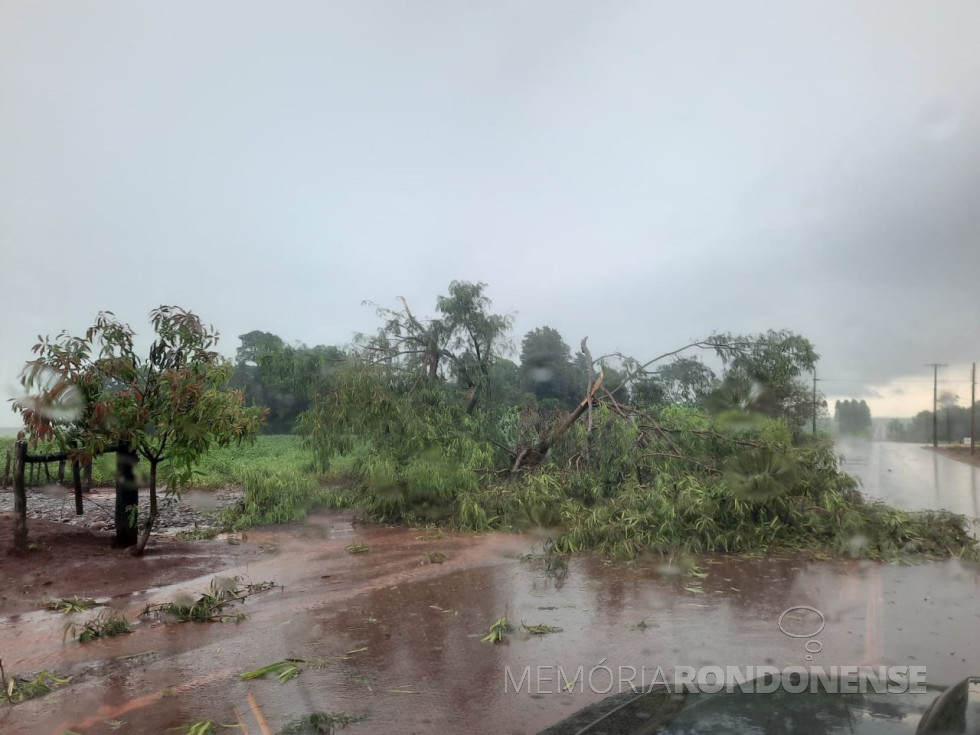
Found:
13,442 -> 27,551
72,459 -> 83,516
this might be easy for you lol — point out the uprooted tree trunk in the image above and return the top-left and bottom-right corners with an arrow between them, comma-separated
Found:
131,459 -> 160,557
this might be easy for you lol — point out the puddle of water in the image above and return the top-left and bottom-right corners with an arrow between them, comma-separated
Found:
2,511 -> 980,735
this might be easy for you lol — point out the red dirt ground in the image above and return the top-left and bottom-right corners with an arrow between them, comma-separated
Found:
0,514 -> 250,617
931,445 -> 980,468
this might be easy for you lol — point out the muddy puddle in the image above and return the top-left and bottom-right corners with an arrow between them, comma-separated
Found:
3,511 -> 980,734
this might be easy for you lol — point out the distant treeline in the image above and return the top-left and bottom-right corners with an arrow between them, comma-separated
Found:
887,402 -> 979,444
834,399 -> 872,436
229,322 -> 818,437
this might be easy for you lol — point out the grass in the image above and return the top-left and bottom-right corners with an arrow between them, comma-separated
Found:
181,436 -> 313,489
8,430 -> 977,565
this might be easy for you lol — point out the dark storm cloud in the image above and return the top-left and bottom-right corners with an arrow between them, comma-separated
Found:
2,0 -> 979,419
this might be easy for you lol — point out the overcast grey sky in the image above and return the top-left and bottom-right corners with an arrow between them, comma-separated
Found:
2,1 -> 979,419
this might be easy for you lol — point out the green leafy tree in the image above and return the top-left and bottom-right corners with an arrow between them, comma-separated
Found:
233,331 -> 346,433
14,308 -> 265,549
361,280 -> 512,413
711,330 -> 819,437
834,399 -> 872,436
632,356 -> 716,408
519,327 -> 583,410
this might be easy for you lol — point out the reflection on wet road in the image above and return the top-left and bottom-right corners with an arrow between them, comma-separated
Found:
2,508 -> 980,735
838,439 -> 980,520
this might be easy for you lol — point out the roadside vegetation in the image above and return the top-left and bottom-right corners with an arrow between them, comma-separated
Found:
7,283 -> 978,562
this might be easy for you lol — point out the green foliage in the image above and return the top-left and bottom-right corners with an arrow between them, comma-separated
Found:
174,526 -> 220,541
183,435 -> 312,488
44,596 -> 98,614
65,610 -> 131,643
480,616 -> 514,643
301,345 -> 976,561
11,307 -> 265,546
300,362 -> 499,523
141,577 -> 275,623
14,308 -> 265,467
2,669 -> 71,704
890,398 -> 979,443
358,280 -> 512,413
709,329 -> 820,438
632,356 -> 716,408
835,399 -> 872,436
234,332 -> 349,434
240,659 -> 307,684
219,466 -> 333,530
519,326 -> 583,409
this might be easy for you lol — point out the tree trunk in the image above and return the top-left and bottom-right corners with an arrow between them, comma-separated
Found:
13,442 -> 27,552
465,384 -> 478,415
72,459 -> 84,516
114,443 -> 139,548
511,394 -> 592,472
131,459 -> 159,557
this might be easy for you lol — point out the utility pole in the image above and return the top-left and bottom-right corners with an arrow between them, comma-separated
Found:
812,369 -> 818,436
971,362 -> 976,457
926,363 -> 947,448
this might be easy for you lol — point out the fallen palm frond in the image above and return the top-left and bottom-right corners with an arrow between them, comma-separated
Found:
141,577 -> 276,624
44,596 -> 99,614
1,660 -> 71,704
278,711 -> 366,734
480,616 -> 514,644
521,623 -> 562,635
64,610 -> 131,643
345,543 -> 371,554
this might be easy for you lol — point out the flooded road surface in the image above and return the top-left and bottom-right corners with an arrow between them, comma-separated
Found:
3,510 -> 980,735
837,439 -> 980,519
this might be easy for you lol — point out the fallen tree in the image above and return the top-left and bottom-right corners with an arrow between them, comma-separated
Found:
299,325 -> 977,561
